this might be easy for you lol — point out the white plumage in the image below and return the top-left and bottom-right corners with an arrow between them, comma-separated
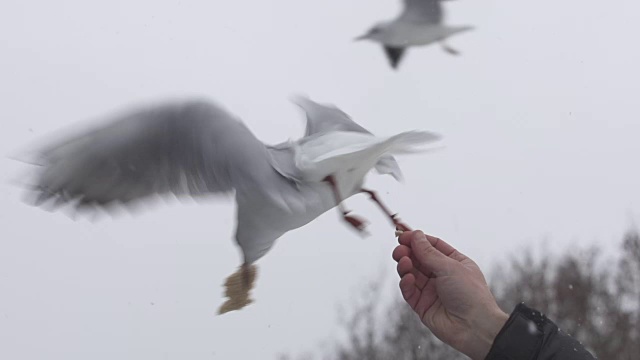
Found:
17,95 -> 442,313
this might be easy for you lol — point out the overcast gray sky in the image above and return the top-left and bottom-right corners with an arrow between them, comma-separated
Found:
1,0 -> 639,358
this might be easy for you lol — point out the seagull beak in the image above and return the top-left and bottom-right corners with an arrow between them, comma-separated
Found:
353,34 -> 369,41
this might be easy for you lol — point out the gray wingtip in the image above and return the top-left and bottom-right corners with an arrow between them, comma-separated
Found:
390,170 -> 405,182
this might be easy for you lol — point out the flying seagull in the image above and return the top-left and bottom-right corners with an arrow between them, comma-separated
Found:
17,96 -> 442,313
355,0 -> 474,69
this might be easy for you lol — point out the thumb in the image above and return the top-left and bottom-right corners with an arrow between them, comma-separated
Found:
411,231 -> 455,276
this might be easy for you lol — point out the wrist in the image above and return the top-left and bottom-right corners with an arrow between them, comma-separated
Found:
463,306 -> 509,360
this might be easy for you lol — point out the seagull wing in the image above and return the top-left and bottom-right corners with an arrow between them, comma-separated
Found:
399,0 -> 443,25
284,95 -> 404,181
23,100 -> 282,211
291,95 -> 370,136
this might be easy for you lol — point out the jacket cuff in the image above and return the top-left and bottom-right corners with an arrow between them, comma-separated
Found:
485,303 -> 547,360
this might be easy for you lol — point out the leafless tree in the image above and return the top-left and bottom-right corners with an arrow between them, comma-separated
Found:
281,229 -> 640,359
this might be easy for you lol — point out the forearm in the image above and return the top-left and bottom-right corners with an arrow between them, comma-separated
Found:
485,303 -> 596,360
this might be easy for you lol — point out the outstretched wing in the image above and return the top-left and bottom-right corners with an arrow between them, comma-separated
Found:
23,100 -> 280,211
285,95 -> 403,181
399,0 -> 444,25
291,95 -> 370,136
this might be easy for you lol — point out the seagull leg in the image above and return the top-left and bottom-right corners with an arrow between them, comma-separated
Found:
361,189 -> 412,234
440,42 -> 461,56
324,175 -> 368,233
241,263 -> 253,288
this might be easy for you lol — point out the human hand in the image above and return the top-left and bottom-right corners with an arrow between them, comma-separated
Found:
392,230 -> 509,360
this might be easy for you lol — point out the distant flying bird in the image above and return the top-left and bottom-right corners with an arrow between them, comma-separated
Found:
355,0 -> 474,69
17,96 -> 442,313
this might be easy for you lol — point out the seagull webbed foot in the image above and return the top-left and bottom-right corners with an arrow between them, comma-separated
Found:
217,263 -> 257,315
342,211 -> 369,234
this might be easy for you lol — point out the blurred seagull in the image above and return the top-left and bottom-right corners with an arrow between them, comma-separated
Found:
16,95 -> 442,313
355,0 -> 474,69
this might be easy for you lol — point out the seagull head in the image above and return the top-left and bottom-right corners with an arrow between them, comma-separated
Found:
354,22 -> 390,42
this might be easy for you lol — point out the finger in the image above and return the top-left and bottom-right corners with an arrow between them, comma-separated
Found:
397,255 -> 431,290
399,273 -> 421,309
397,232 -> 461,278
413,266 -> 431,290
397,256 -> 413,276
414,279 -> 439,318
400,231 -> 467,262
392,244 -> 411,262
411,231 -> 456,276
398,230 -> 417,246
424,234 -> 468,262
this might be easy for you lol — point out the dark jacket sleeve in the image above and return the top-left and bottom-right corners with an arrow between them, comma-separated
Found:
485,303 -> 596,360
